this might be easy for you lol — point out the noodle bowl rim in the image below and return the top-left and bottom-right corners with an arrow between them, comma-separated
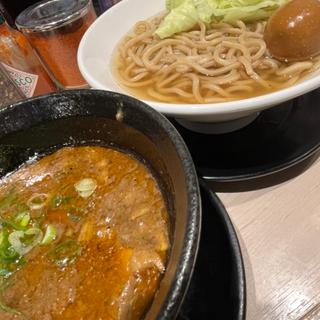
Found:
77,0 -> 320,119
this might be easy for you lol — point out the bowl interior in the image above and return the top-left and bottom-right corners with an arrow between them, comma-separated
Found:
78,0 -> 164,95
78,0 -> 320,121
0,90 -> 201,319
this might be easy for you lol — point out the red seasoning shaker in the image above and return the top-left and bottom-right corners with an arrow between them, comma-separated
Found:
16,0 -> 97,90
0,13 -> 56,98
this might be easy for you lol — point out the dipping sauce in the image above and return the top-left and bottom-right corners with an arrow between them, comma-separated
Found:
0,146 -> 169,319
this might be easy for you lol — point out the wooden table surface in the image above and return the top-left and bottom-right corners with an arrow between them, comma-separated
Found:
218,157 -> 320,320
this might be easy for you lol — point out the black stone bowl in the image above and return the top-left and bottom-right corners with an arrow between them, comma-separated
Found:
0,89 -> 201,320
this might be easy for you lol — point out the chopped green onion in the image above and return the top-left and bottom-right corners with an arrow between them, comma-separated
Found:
8,231 -> 25,256
67,206 -> 85,222
0,231 -> 19,263
0,269 -> 11,277
0,249 -> 19,263
74,178 -> 97,198
0,299 -> 22,316
47,239 -> 82,267
20,215 -> 30,228
0,280 -> 23,317
14,212 -> 30,228
71,206 -> 84,213
27,193 -> 48,210
0,279 -> 10,292
67,213 -> 81,222
50,194 -> 73,208
41,225 -> 56,245
23,228 -> 43,248
8,228 -> 43,256
1,219 -> 26,231
24,227 -> 42,240
0,231 -> 4,247
0,190 -> 17,210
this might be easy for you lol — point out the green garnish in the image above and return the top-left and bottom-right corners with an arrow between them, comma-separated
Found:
47,239 -> 82,267
71,206 -> 84,213
0,230 -> 19,263
0,190 -> 18,211
0,192 -> 60,308
67,213 -> 82,222
0,280 -> 10,292
0,280 -> 24,317
14,212 -> 30,228
0,248 -> 19,263
27,193 -> 48,210
0,269 -> 11,277
74,178 -> 97,198
41,225 -> 56,245
1,219 -> 27,231
0,231 -> 4,246
67,212 -> 82,222
67,205 -> 86,222
0,299 -> 22,316
50,195 -> 73,208
8,228 -> 43,256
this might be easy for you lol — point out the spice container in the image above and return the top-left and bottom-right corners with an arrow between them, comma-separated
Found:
16,0 -> 97,89
0,63 -> 25,108
0,13 -> 57,97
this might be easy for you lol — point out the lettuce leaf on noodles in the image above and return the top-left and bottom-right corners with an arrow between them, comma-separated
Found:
193,0 -> 214,23
208,0 -> 288,22
156,0 -> 289,38
156,0 -> 199,39
165,0 -> 186,10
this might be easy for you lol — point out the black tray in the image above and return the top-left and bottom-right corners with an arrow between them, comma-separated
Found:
178,181 -> 246,320
172,89 -> 320,184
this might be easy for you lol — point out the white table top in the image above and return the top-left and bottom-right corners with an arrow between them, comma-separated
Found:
218,158 -> 320,320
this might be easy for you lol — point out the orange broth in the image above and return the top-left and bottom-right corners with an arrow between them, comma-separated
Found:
0,146 -> 169,320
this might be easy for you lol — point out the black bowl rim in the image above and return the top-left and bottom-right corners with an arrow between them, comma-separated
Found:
200,142 -> 320,183
0,89 -> 202,320
200,179 -> 246,320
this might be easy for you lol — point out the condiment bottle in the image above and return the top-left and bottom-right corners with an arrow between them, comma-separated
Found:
0,13 -> 57,98
16,0 -> 97,90
0,62 -> 25,108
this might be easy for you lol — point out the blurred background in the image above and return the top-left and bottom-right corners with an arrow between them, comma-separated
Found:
0,0 -> 119,26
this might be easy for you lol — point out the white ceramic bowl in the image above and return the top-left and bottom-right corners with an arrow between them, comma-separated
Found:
78,0 -> 320,132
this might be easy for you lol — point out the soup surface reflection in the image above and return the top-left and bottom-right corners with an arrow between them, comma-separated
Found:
0,146 -> 169,320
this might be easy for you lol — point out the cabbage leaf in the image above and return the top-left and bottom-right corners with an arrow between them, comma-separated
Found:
193,0 -> 214,23
208,0 -> 288,22
156,0 -> 199,39
156,0 -> 289,38
165,0 -> 186,10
